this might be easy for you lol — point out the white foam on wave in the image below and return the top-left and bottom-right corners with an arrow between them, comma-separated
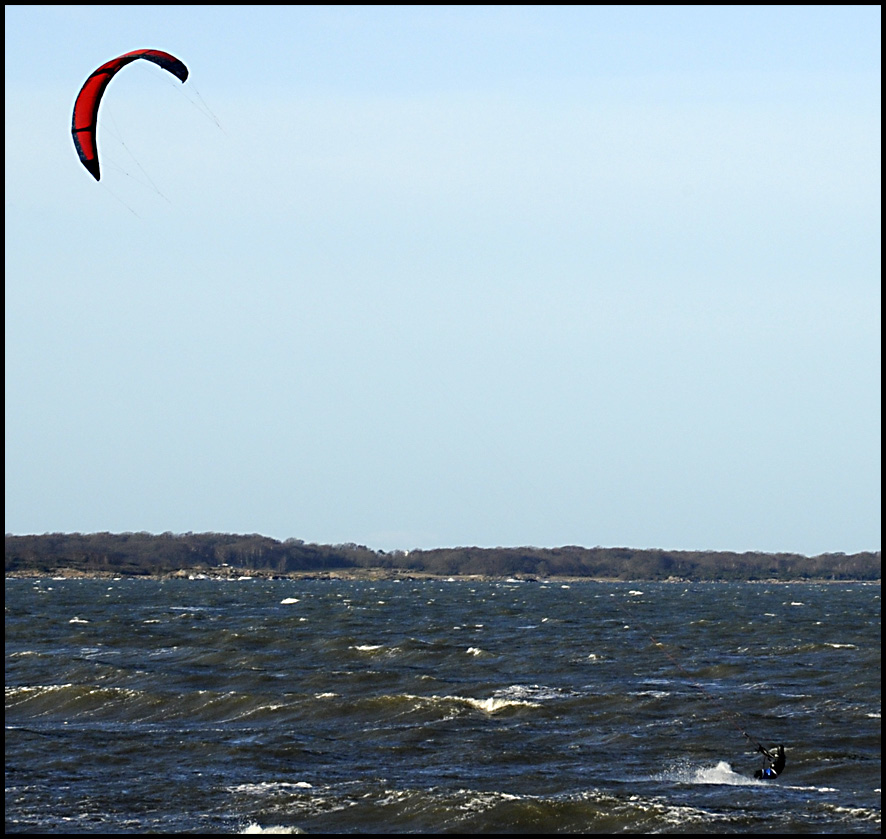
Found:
494,683 -> 569,703
239,822 -> 305,834
462,695 -> 535,714
396,690 -> 543,715
830,804 -> 881,822
454,788 -> 522,812
7,683 -> 75,698
232,781 -> 313,795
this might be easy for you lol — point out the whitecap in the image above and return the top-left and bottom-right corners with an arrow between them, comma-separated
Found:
233,781 -> 312,795
239,821 -> 305,834
462,695 -> 536,714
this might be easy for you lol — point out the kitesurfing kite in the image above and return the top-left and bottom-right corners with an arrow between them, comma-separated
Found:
71,49 -> 189,181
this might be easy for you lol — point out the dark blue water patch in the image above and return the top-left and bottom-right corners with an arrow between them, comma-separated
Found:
5,579 -> 880,833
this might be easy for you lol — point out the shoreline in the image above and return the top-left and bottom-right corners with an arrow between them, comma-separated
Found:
5,567 -> 879,584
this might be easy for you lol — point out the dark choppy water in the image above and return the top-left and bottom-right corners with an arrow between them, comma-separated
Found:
5,578 -> 880,833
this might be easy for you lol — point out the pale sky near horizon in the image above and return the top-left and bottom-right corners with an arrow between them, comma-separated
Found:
5,6 -> 881,555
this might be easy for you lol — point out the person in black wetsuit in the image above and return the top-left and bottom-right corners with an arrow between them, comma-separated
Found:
754,744 -> 785,779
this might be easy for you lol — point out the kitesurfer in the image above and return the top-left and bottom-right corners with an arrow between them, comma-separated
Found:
754,744 -> 785,779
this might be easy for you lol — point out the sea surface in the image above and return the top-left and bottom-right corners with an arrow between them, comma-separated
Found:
5,577 -> 881,834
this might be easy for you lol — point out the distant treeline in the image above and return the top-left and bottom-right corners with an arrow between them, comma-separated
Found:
4,532 -> 880,581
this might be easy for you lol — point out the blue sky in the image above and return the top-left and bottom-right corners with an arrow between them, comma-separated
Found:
5,6 -> 881,554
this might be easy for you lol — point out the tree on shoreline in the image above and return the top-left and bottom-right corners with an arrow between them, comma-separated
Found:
4,532 -> 880,581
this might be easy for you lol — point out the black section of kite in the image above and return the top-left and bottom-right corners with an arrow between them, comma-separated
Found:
71,49 -> 188,181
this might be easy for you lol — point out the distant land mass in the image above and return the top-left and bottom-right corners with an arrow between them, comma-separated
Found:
4,532 -> 880,581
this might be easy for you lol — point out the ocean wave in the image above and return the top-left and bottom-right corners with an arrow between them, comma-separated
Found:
458,695 -> 538,714
231,781 -> 313,795
395,692 -> 541,715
